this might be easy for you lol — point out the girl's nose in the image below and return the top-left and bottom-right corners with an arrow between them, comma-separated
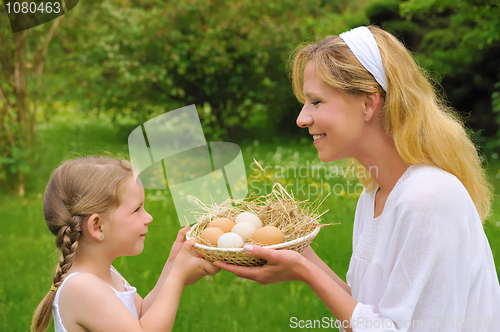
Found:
145,211 -> 153,225
296,104 -> 313,128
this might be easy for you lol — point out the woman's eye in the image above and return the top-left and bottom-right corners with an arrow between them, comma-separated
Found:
311,101 -> 321,106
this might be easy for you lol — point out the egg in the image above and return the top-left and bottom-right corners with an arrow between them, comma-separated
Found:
217,232 -> 244,248
231,221 -> 257,241
207,218 -> 235,233
235,212 -> 262,229
251,226 -> 284,245
200,227 -> 225,246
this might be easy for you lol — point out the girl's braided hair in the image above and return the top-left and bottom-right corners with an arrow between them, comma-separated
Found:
31,156 -> 133,332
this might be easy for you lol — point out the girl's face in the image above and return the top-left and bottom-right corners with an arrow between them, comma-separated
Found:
106,176 -> 153,257
296,61 -> 368,163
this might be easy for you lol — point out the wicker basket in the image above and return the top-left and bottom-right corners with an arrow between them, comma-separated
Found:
186,224 -> 321,266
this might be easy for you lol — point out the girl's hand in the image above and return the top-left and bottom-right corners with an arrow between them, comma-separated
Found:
214,245 -> 309,285
166,225 -> 190,265
170,238 -> 221,286
163,225 -> 196,277
141,226 -> 212,316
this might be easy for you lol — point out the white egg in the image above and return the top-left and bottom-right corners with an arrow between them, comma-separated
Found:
231,221 -> 257,241
235,212 -> 262,229
217,232 -> 244,248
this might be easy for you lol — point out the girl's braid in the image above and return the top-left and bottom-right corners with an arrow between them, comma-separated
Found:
52,215 -> 82,288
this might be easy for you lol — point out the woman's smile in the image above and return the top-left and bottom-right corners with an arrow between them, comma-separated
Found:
313,134 -> 327,145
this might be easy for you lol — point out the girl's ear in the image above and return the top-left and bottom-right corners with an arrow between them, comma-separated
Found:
363,92 -> 383,122
86,214 -> 105,241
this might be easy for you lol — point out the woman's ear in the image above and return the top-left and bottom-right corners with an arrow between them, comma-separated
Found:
86,213 -> 105,241
363,92 -> 383,122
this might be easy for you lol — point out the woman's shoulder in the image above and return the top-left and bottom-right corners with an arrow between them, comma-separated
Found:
401,164 -> 469,199
395,164 -> 477,217
405,164 -> 460,184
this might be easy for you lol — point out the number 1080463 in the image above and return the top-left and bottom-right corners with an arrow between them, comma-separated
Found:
5,2 -> 62,14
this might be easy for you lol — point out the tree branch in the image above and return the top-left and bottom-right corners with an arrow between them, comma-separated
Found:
14,30 -> 26,140
35,16 -> 64,82
0,84 -> 16,152
0,131 -> 9,154
33,16 -> 64,131
0,84 -> 16,125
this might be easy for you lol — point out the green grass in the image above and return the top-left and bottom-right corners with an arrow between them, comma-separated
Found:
1,114 -> 500,332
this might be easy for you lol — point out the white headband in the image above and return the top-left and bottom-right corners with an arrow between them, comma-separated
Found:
339,26 -> 387,92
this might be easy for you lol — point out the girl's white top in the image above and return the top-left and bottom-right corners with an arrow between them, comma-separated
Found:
342,164 -> 500,332
53,267 -> 138,332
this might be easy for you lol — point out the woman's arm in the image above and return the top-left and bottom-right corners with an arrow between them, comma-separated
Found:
215,245 -> 358,332
301,258 -> 357,332
301,245 -> 351,295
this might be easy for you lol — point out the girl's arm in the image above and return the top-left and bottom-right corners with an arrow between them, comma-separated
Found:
139,270 -> 185,331
109,265 -> 145,317
140,238 -> 220,330
59,271 -> 183,332
215,245 -> 358,332
301,245 -> 351,295
141,225 -> 190,316
64,239 -> 219,332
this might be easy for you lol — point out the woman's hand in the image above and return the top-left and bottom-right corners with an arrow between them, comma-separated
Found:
214,245 -> 310,285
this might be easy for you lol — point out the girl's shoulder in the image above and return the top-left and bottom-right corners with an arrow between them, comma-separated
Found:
57,272 -> 141,331
58,272 -> 118,308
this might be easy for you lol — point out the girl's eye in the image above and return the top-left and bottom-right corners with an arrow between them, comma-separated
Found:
134,206 -> 141,212
311,101 -> 321,106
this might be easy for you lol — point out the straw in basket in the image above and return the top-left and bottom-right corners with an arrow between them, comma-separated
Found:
185,160 -> 331,266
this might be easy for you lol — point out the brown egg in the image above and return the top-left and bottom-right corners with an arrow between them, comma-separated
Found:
200,227 -> 225,246
207,218 -> 236,233
251,226 -> 284,245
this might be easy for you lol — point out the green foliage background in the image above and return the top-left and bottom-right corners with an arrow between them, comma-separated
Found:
2,112 -> 499,332
1,0 -> 500,190
1,0 -> 500,331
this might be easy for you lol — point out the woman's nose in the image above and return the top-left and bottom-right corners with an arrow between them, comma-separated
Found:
296,104 -> 313,128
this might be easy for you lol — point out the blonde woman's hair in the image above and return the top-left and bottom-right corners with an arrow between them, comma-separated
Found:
291,25 -> 492,221
31,156 -> 133,332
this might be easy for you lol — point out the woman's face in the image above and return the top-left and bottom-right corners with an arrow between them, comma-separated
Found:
296,61 -> 368,163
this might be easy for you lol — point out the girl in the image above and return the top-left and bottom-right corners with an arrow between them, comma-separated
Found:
31,156 -> 220,332
217,26 -> 500,331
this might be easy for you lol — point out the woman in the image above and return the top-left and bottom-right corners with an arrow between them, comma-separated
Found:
215,26 -> 500,331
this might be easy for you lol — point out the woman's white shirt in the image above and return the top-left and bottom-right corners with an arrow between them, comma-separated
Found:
343,164 -> 500,331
